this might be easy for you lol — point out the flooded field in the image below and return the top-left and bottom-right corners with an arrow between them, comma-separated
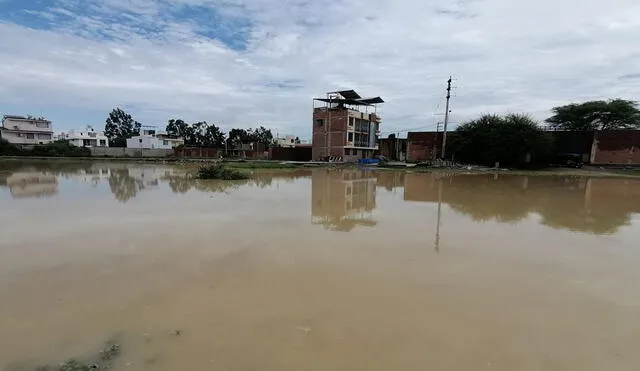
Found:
1,161 -> 640,370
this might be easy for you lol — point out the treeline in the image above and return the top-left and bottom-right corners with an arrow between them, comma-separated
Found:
447,99 -> 640,168
103,108 -> 275,148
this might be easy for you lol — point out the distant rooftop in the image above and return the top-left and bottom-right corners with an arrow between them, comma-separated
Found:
314,89 -> 384,106
3,115 -> 50,122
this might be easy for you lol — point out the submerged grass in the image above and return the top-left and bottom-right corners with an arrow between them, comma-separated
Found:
223,161 -> 299,169
196,163 -> 248,180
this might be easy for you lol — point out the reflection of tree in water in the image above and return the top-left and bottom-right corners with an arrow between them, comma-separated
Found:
443,175 -> 534,224
194,179 -> 249,193
534,177 -> 636,234
411,174 -> 640,235
167,175 -> 193,194
108,169 -> 138,202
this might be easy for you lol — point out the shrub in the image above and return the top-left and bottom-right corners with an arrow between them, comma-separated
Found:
29,140 -> 91,157
449,114 -> 553,168
196,163 -> 248,180
0,138 -> 22,155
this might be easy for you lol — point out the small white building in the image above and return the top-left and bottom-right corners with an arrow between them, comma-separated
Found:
58,127 -> 109,147
275,135 -> 298,148
155,133 -> 185,148
126,129 -> 183,149
0,115 -> 54,145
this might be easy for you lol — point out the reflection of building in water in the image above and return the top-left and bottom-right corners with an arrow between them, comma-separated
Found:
65,166 -> 111,186
5,171 -> 58,198
311,170 -> 377,232
375,172 -> 406,192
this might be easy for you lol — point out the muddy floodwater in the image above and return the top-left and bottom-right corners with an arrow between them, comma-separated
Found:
1,161 -> 640,370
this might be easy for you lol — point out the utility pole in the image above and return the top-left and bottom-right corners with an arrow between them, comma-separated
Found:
441,76 -> 452,160
326,94 -> 333,160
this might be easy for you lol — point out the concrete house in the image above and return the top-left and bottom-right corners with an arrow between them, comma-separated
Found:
58,127 -> 109,147
0,115 -> 54,145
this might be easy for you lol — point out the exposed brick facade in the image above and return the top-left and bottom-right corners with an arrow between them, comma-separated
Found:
379,138 -> 407,161
591,130 -> 640,165
406,132 -> 443,162
312,108 -> 349,160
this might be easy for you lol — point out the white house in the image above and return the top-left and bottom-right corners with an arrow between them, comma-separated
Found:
155,133 -> 185,148
126,129 -> 182,149
0,115 -> 54,145
275,135 -> 298,148
58,127 -> 109,147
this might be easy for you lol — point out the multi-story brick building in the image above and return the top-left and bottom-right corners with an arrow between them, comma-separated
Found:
312,90 -> 384,161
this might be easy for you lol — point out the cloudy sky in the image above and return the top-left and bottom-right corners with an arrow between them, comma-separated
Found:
0,0 -> 638,138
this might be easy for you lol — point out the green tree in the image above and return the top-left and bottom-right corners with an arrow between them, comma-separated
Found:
450,114 -> 552,168
248,126 -> 274,148
204,123 -> 226,148
227,128 -> 250,148
104,108 -> 141,147
165,119 -> 193,144
546,99 -> 640,131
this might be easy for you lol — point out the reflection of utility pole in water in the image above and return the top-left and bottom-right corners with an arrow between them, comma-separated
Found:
434,177 -> 443,253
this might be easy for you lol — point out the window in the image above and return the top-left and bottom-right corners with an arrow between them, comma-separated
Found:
163,140 -> 168,145
349,117 -> 354,126
38,134 -> 51,140
139,139 -> 143,143
348,132 -> 353,142
26,133 -> 35,139
315,119 -> 324,126
99,140 -> 106,146
35,122 -> 49,128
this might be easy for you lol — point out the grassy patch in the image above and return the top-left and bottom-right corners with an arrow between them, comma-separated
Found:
196,163 -> 248,180
223,161 -> 299,169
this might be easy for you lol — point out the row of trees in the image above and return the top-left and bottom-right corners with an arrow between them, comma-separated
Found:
449,99 -> 640,168
103,108 -> 275,148
546,99 -> 640,131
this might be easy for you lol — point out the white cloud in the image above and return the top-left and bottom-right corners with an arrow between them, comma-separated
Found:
0,0 -> 639,137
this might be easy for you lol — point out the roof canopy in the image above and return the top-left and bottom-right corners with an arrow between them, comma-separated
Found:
314,89 -> 384,106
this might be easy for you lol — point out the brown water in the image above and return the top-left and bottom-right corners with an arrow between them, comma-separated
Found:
1,161 -> 640,370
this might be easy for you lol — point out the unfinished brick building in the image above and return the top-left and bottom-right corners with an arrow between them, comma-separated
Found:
312,90 -> 383,161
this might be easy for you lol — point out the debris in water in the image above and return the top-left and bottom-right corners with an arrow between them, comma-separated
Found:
29,341 -> 122,371
173,329 -> 182,336
99,343 -> 120,361
296,326 -> 312,334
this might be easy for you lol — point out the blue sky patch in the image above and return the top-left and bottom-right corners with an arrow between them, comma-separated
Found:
0,0 -> 252,49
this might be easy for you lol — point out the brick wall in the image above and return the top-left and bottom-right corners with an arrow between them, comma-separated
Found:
407,132 -> 442,162
591,130 -> 640,165
312,109 -> 349,160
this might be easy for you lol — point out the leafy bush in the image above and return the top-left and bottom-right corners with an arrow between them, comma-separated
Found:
196,163 -> 248,180
29,140 -> 91,157
0,138 -> 22,155
0,139 -> 91,157
449,114 -> 553,168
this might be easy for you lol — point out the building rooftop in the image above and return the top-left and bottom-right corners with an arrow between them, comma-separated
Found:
314,89 -> 384,106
